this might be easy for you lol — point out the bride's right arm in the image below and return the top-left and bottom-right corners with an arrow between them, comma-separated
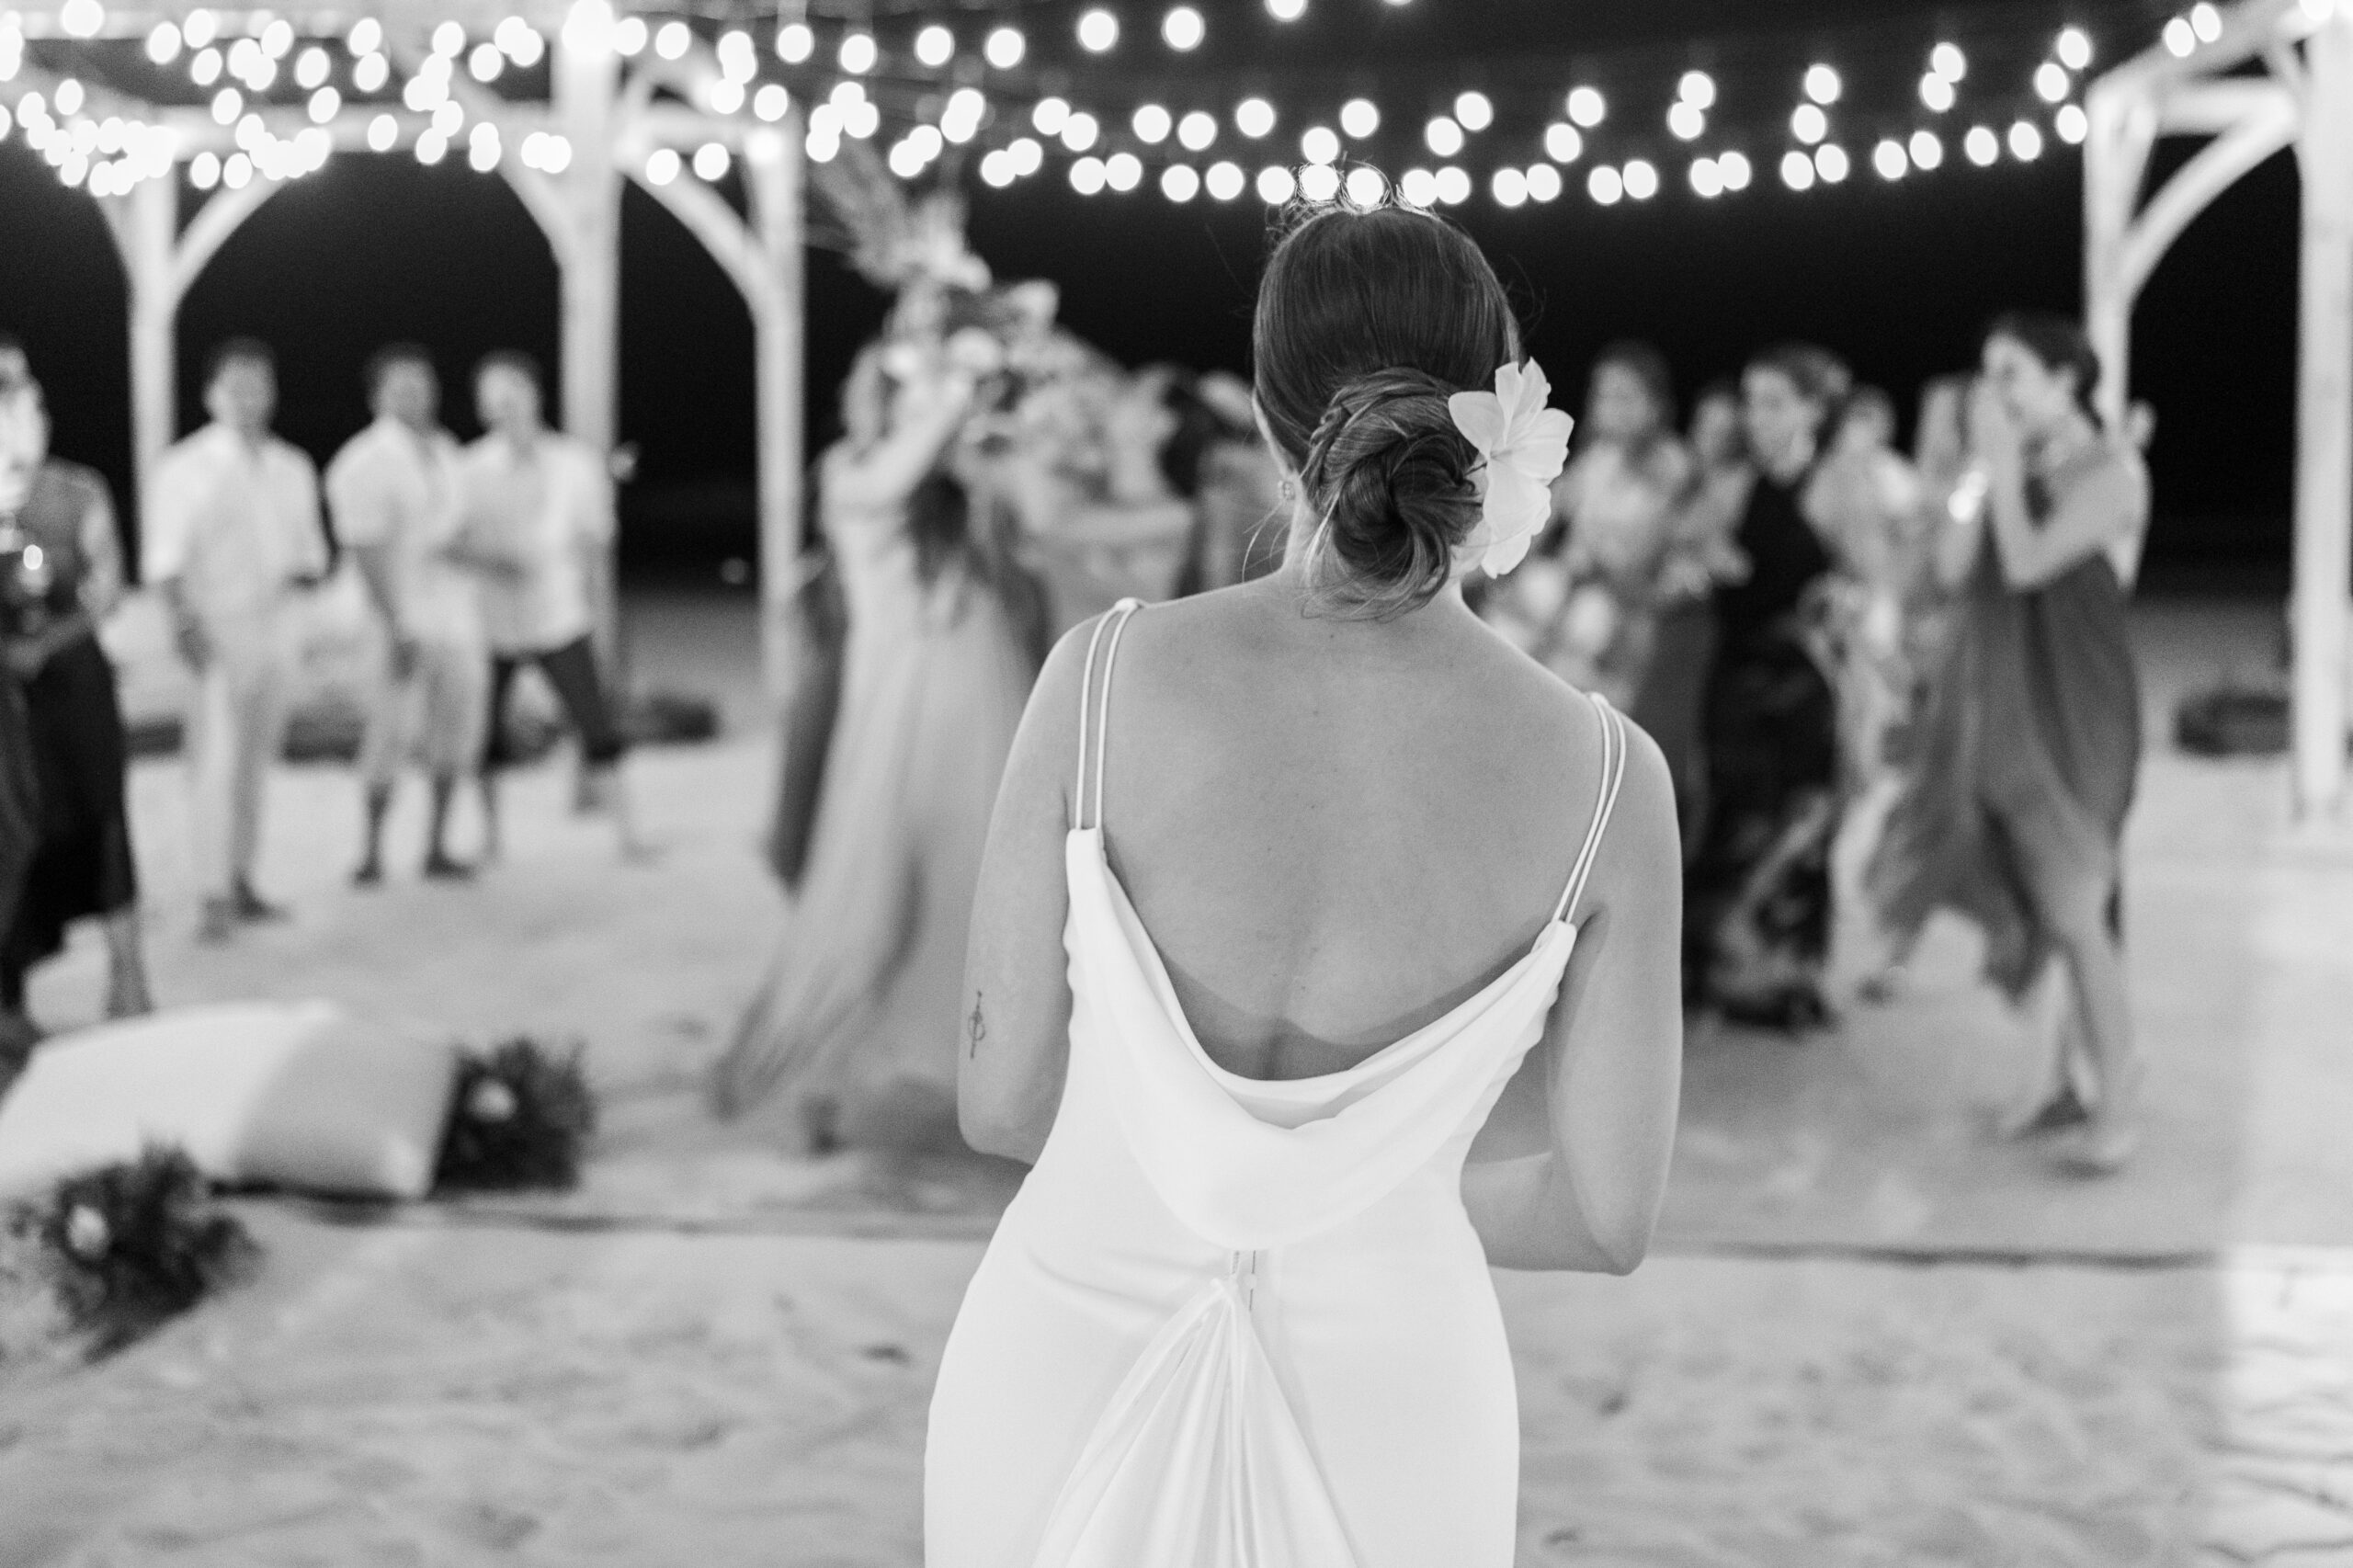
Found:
1464,722 -> 1684,1273
956,622 -> 1096,1164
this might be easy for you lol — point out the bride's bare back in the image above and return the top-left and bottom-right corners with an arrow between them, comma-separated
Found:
1093,579 -> 1624,1082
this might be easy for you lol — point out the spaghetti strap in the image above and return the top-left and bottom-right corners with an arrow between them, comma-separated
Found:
1552,694 -> 1630,927
1075,598 -> 1146,832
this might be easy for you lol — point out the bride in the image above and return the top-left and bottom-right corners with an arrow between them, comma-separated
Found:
926,206 -> 1685,1563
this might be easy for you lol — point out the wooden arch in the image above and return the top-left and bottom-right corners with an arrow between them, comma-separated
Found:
2085,0 -> 2353,818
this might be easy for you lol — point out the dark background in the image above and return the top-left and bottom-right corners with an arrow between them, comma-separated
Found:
0,0 -> 2300,593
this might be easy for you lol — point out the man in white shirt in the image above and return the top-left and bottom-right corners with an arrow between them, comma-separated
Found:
144,339 -> 329,942
326,344 -> 483,884
449,352 -> 643,858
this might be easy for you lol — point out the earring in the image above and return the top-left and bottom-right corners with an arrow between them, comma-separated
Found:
1279,478 -> 1296,501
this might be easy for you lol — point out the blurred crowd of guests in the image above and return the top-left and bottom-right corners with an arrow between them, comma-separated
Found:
0,331 -> 643,1058
711,276 -> 2154,1176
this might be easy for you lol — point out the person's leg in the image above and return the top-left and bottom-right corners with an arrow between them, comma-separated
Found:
2004,808 -> 2139,1170
187,651 -> 241,942
535,637 -> 647,858
354,634 -> 405,885
418,640 -> 484,877
100,905 -> 153,1017
229,631 -> 292,921
478,653 -> 520,864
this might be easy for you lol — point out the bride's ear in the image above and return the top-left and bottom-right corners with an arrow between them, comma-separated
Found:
1250,396 -> 1303,493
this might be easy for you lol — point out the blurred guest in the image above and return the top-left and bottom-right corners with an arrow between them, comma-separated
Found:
1685,344 -> 1849,1030
326,345 -> 482,885
0,341 -> 151,1048
145,339 -> 328,943
1004,365 -> 1216,638
1636,377 -> 1752,854
449,352 -> 642,861
1188,370 -> 1289,590
1808,385 -> 1927,796
712,335 -> 1037,1157
1870,315 -> 2149,1173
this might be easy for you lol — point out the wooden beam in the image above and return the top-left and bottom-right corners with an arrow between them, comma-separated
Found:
744,119 -> 804,710
2291,15 -> 2353,817
553,0 -> 622,671
169,177 -> 277,300
2120,100 -> 2300,300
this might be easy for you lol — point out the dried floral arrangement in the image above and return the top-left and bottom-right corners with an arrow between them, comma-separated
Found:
1,1146 -> 257,1359
431,1036 -> 598,1193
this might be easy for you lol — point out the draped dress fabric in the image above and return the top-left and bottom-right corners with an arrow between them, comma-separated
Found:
1867,438 -> 2145,1000
926,600 -> 1633,1567
712,479 -> 1038,1148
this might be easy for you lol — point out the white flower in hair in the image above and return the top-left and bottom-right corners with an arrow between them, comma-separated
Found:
1448,359 -> 1574,577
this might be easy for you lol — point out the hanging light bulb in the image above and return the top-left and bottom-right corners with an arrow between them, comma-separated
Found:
1803,63 -> 1841,104
1716,150 -> 1752,189
775,22 -> 813,62
1206,160 -> 1245,199
1791,103 -> 1827,144
1267,0 -> 1307,17
1425,115 -> 1463,156
147,22 -> 184,62
1398,166 -> 1438,206
1909,129 -> 1944,169
1813,143 -> 1849,182
839,32 -> 877,73
1340,98 -> 1379,139
2006,119 -> 2043,160
1298,162 -> 1339,201
1544,123 -> 1583,163
1300,124 -> 1339,165
1078,9 -> 1119,51
1162,163 -> 1200,200
915,25 -> 953,67
1779,150 -> 1815,190
2057,28 -> 2093,70
1133,103 -> 1173,143
1919,74 -> 1956,112
1256,164 -> 1295,202
1677,70 -> 1716,108
1105,151 -> 1143,189
1434,165 -> 1471,205
1344,165 -> 1387,206
984,26 -> 1025,67
1688,156 -> 1723,198
1930,41 -> 1966,81
1162,6 -> 1206,51
1621,158 -> 1658,199
1565,85 -> 1606,128
2035,62 -> 2071,103
1525,163 -> 1562,200
1872,138 -> 1908,179
1587,165 -> 1624,204
1963,125 -> 1999,165
2056,103 -> 2088,143
1235,97 -> 1276,138
1453,91 -> 1493,131
1178,110 -> 1218,150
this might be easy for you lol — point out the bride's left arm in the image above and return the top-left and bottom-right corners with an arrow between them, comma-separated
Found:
957,622 -> 1097,1164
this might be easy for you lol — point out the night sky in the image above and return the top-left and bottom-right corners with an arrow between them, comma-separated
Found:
0,0 -> 2302,589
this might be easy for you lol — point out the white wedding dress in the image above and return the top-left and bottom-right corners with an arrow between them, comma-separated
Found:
925,600 -> 1631,1567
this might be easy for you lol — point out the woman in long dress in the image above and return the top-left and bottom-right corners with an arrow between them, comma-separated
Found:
0,349 -> 151,1052
1869,315 -> 2149,1173
926,206 -> 1683,1566
1684,345 -> 1849,1029
710,342 -> 1038,1155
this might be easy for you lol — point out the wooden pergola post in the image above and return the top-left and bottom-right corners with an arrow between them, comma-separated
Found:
2292,14 -> 2353,817
553,0 -> 623,673
744,118 -> 806,708
2083,0 -> 2351,819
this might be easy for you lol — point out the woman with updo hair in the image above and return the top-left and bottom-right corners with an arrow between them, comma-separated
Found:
1684,342 -> 1851,1031
1869,312 -> 2149,1174
926,205 -> 1683,1562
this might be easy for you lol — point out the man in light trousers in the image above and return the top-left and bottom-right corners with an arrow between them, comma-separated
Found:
327,344 -> 483,883
144,339 -> 328,942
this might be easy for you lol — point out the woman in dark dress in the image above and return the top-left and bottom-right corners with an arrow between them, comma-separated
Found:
1869,315 -> 2148,1173
0,347 -> 152,1051
1686,345 -> 1847,1030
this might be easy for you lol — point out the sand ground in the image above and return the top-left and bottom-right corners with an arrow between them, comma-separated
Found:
1,589 -> 2347,1565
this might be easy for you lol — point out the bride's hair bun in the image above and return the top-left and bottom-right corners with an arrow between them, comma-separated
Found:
1252,204 -> 1521,618
1299,370 -> 1481,618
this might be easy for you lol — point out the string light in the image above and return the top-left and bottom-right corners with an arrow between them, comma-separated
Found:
755,83 -> 790,121
468,121 -> 501,172
1009,137 -> 1043,176
1565,86 -> 1606,128
1792,102 -> 1827,143
54,77 -> 85,115
413,131 -> 446,167
1779,150 -> 1814,190
1062,111 -> 1098,151
1300,124 -> 1339,164
295,45 -> 329,88
1207,159 -> 1245,199
1267,0 -> 1307,18
1078,9 -> 1119,51
2056,103 -> 2088,143
1134,103 -> 1172,142
1919,74 -> 1956,112
1178,110 -> 1218,151
1813,143 -> 1849,182
1453,91 -> 1494,131
367,112 -> 395,151
1677,70 -> 1716,109
915,25 -> 953,67
189,149 -> 221,187
1235,97 -> 1276,138
1162,6 -> 1205,51
942,87 -> 985,142
307,85 -> 338,122
1803,63 -> 1841,104
145,21 -> 181,62
182,8 -> 216,48
1588,165 -> 1624,204
775,21 -> 813,62
1340,98 -> 1379,139
471,42 -> 504,81
223,149 -> 254,185
1399,166 -> 1438,207
1667,100 -> 1704,140
60,0 -> 104,40
2007,119 -> 2043,160
1426,116 -> 1463,156
1105,151 -> 1143,190
2057,27 -> 2094,69
1872,138 -> 1907,179
191,48 -> 222,85
1544,123 -> 1582,163
984,26 -> 1025,68
1689,156 -> 1723,198
1622,158 -> 1658,199
1964,125 -> 1999,164
2190,3 -> 2222,42
645,146 -> 679,184
1256,165 -> 1294,202
433,21 -> 465,56
839,32 -> 877,73
1909,129 -> 1943,169
654,20 -> 688,60
614,17 -> 647,54
1162,163 -> 1199,200
1492,166 -> 1528,208
1034,98 -> 1071,135
1931,41 -> 1967,80
1717,150 -> 1752,189
2163,17 -> 2196,54
1434,165 -> 1470,204
2034,62 -> 2071,103
1298,162 -> 1338,200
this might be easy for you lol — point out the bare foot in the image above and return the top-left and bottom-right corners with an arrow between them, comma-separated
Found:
2049,1116 -> 2140,1176
1988,1078 -> 2093,1142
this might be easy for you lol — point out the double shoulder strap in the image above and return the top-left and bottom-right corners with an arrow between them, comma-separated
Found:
1074,597 -> 1631,927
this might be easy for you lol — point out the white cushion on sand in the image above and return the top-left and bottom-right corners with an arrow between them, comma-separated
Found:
0,1001 -> 459,1201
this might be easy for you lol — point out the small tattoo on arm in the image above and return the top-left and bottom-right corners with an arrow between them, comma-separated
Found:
968,994 -> 987,1058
